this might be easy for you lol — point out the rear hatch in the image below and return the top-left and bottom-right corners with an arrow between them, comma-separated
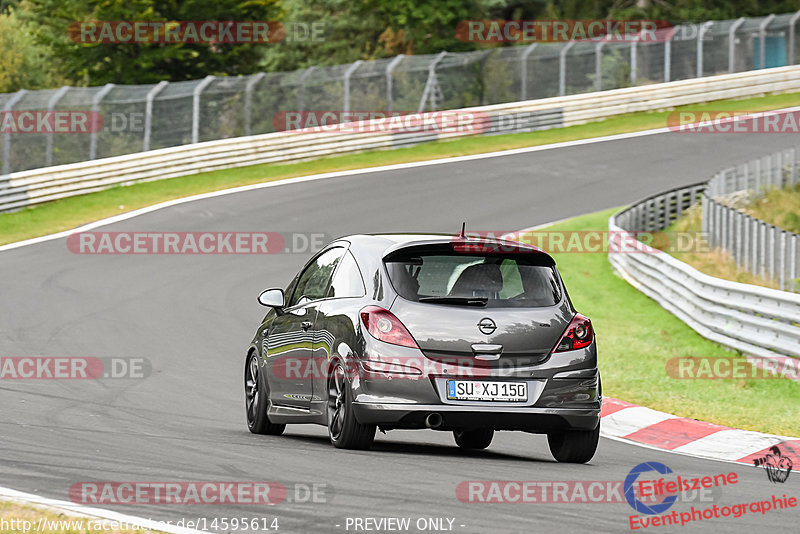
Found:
384,240 -> 573,369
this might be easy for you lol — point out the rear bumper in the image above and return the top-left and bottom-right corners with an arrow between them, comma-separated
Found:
351,402 -> 599,432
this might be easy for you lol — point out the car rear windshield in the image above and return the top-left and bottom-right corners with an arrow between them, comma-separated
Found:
384,246 -> 562,308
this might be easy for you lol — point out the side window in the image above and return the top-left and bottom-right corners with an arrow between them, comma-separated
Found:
327,251 -> 366,298
289,248 -> 345,307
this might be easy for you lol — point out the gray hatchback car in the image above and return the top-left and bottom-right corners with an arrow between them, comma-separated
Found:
245,234 -> 601,462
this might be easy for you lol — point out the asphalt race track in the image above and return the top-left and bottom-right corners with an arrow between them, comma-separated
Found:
1,131 -> 798,533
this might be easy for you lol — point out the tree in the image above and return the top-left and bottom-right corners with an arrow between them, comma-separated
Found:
0,3 -> 66,92
22,0 -> 281,85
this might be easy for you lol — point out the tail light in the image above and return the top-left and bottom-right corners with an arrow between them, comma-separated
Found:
552,313 -> 593,353
359,306 -> 419,348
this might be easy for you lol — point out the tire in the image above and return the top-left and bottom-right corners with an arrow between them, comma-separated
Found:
547,423 -> 599,463
245,352 -> 286,435
327,361 -> 375,449
453,429 -> 494,450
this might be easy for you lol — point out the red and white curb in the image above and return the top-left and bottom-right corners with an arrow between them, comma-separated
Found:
601,397 -> 799,466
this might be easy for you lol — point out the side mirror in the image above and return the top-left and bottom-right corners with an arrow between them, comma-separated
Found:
258,288 -> 285,310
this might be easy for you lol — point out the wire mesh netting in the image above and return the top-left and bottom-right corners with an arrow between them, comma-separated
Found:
3,12 -> 800,174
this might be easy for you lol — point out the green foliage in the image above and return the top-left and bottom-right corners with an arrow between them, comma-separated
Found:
10,0 -> 800,88
21,0 -> 281,85
0,3 -> 66,91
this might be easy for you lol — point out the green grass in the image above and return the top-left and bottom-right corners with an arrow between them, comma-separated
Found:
530,208 -> 800,437
746,182 -> 800,233
4,91 -> 800,245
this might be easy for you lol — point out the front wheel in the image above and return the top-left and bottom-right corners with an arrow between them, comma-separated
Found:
547,423 -> 599,463
453,429 -> 494,450
245,352 -> 285,435
327,361 -> 375,449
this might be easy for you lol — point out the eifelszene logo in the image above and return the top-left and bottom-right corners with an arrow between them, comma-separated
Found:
754,446 -> 793,484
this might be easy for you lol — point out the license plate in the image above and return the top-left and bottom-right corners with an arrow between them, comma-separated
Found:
446,380 -> 527,402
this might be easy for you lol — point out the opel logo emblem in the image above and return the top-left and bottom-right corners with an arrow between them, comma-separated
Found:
477,317 -> 497,335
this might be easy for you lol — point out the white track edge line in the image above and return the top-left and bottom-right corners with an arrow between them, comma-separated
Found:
0,486 -> 206,534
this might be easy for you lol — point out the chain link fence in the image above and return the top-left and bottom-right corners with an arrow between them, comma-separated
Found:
3,13 -> 800,175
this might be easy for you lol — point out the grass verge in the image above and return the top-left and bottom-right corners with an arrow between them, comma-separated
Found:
652,205 -> 779,288
743,182 -> 800,233
526,208 -> 800,437
4,91 -> 800,245
0,501 -> 161,534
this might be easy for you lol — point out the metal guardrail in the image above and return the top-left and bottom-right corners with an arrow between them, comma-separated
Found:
610,182 -> 800,365
4,12 -> 800,175
2,66 -> 800,213
703,147 -> 800,291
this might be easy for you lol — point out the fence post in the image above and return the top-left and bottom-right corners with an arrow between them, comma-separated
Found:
630,35 -> 639,86
697,21 -> 713,77
755,158 -> 762,192
385,55 -> 404,112
297,66 -> 317,111
758,15 -> 776,69
191,76 -> 214,145
520,44 -> 538,100
790,10 -> 800,64
736,211 -> 743,268
594,41 -> 606,91
721,204 -> 727,253
791,234 -> 798,292
244,73 -> 265,136
779,231 -> 787,290
754,219 -> 761,278
664,28 -> 674,82
0,89 -> 26,175
343,60 -> 363,113
143,80 -> 168,152
417,51 -> 447,112
45,86 -> 70,167
767,224 -> 776,280
559,42 -> 576,96
89,83 -> 114,160
742,214 -> 750,272
728,18 -> 746,72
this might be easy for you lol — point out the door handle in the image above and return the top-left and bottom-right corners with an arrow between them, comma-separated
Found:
301,321 -> 313,331
471,344 -> 503,354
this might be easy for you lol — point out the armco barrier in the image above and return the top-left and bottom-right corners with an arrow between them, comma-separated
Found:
2,66 -> 800,212
610,186 -> 800,366
703,147 -> 800,291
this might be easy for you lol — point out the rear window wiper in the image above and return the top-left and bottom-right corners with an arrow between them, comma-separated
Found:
417,296 -> 488,306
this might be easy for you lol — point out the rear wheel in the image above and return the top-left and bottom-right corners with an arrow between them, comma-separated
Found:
547,424 -> 599,463
453,429 -> 494,450
327,361 -> 375,449
245,352 -> 285,435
